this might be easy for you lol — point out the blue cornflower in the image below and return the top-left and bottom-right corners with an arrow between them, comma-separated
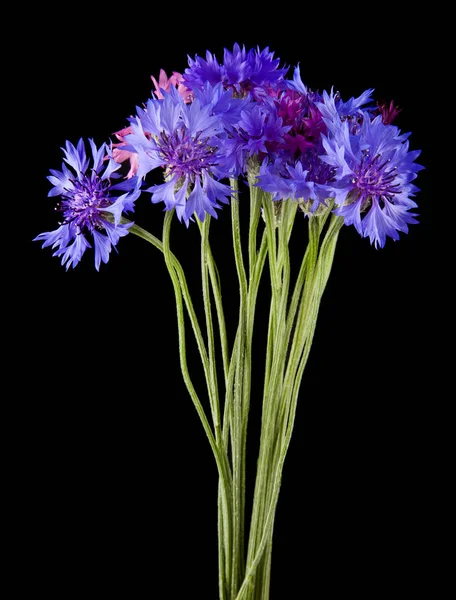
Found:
183,43 -> 288,97
237,101 -> 291,155
319,110 -> 424,247
34,139 -> 139,270
192,80 -> 249,126
258,158 -> 318,206
125,85 -> 235,225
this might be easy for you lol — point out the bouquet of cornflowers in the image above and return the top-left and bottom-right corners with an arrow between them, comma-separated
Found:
34,44 -> 423,599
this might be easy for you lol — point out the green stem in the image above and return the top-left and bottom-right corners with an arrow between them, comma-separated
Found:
120,201 -> 341,599
238,219 -> 343,600
275,213 -> 323,435
222,216 -> 267,481
248,178 -> 262,282
199,216 -> 223,441
198,216 -> 232,599
161,209 -> 232,471
221,225 -> 267,597
210,240 -> 233,597
280,214 -> 344,440
246,192 -> 278,576
125,220 -> 212,392
282,215 -> 344,442
230,178 -> 248,596
247,198 -> 297,598
159,212 -> 233,599
283,207 -> 332,353
196,218 -> 230,386
207,244 -> 230,384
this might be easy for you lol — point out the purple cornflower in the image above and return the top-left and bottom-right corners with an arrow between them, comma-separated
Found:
225,66 -> 328,182
285,68 -> 373,143
274,88 -> 326,155
258,158 -> 318,207
236,101 -> 291,156
34,138 -> 139,270
254,67 -> 334,208
183,43 -> 288,97
255,69 -> 389,217
318,102 -> 424,247
124,85 -> 236,225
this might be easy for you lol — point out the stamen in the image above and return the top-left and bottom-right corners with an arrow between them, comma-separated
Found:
353,152 -> 399,200
158,130 -> 217,181
61,173 -> 111,232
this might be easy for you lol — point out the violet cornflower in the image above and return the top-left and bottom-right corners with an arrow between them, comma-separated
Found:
124,85 -> 236,225
318,91 -> 424,247
34,139 -> 139,269
183,43 -> 288,97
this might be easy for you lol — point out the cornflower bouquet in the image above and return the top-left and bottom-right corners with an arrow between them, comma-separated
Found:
34,44 -> 423,599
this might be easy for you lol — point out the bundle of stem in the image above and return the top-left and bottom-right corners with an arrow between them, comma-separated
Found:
120,179 -> 343,599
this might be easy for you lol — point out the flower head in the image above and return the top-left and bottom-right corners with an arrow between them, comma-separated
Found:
183,44 -> 288,97
319,110 -> 424,247
253,68 -> 334,209
258,158 -> 318,206
34,138 -> 139,269
255,77 -> 410,227
124,85 -> 234,225
236,101 -> 291,156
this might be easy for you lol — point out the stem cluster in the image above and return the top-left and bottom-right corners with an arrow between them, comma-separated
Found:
123,178 -> 344,599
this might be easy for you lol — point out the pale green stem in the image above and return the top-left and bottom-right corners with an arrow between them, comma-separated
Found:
248,180 -> 262,282
242,179 -> 263,536
160,212 -> 233,599
256,202 -> 296,599
208,247 -> 230,383
235,413 -> 287,600
262,193 -> 281,364
238,217 -> 343,600
161,210 -> 232,472
244,194 -> 285,590
252,215 -> 343,600
123,220 -> 211,392
245,193 -> 277,575
204,235 -> 244,600
209,240 -> 233,597
230,178 -> 249,596
198,216 -> 231,599
275,214 -> 323,435
249,199 -> 297,598
249,215 -> 326,600
280,215 -> 344,441
120,203 -> 340,600
199,216 -> 223,440
283,208 -> 333,353
259,222 -> 344,600
283,215 -> 344,437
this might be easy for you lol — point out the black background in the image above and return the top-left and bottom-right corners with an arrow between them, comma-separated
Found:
13,5 -> 437,598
